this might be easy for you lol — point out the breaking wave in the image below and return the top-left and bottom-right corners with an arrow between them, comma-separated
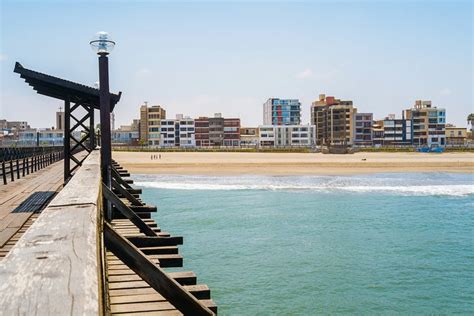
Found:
132,173 -> 474,197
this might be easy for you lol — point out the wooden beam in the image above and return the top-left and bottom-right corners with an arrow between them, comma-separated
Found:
111,178 -> 143,206
103,223 -> 214,316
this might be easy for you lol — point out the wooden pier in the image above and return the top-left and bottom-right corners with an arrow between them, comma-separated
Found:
1,61 -> 216,315
0,153 -> 65,258
0,150 -> 217,315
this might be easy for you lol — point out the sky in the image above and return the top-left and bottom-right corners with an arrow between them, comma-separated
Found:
0,0 -> 472,129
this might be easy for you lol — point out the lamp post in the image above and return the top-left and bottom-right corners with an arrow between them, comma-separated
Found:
90,31 -> 115,218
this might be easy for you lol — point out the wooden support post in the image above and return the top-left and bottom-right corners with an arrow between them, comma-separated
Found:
22,158 -> 26,177
16,159 -> 20,179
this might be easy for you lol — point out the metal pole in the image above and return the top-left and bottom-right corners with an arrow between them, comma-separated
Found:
64,99 -> 71,182
99,53 -> 112,220
89,107 -> 95,150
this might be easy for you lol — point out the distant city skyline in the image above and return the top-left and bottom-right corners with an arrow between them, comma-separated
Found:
1,0 -> 472,129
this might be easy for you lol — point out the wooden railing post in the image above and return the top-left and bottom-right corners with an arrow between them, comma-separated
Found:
16,159 -> 20,179
10,160 -> 14,182
2,161 -> 6,185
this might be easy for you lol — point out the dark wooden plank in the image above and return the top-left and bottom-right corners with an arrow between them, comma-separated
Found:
182,285 -> 211,300
126,236 -> 183,247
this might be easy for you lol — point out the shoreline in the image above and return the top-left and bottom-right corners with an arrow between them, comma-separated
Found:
113,151 -> 474,176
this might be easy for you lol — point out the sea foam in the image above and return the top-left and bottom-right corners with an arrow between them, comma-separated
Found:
133,173 -> 474,197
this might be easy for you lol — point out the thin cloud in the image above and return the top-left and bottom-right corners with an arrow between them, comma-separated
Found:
295,68 -> 313,79
0,53 -> 7,61
439,88 -> 452,96
136,67 -> 151,76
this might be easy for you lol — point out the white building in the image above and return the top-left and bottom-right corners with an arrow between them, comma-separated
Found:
18,128 -> 71,146
160,115 -> 195,147
383,114 -> 412,146
258,125 -> 316,147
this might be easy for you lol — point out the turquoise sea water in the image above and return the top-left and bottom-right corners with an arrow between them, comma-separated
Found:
134,173 -> 474,315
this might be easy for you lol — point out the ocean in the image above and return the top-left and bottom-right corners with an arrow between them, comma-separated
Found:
133,173 -> 474,315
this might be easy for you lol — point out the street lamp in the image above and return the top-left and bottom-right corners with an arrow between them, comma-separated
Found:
90,31 -> 115,219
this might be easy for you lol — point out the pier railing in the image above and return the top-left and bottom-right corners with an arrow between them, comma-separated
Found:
0,150 -> 103,314
0,146 -> 64,185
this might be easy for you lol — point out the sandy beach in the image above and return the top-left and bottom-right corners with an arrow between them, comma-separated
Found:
112,151 -> 474,175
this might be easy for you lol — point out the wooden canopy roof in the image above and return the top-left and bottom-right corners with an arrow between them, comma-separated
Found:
14,62 -> 121,110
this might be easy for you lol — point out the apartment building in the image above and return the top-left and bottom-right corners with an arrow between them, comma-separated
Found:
160,114 -> 195,147
0,120 -> 31,137
354,113 -> 373,146
112,119 -> 139,145
139,104 -> 166,146
445,125 -> 467,146
18,128 -> 64,146
405,100 -> 446,147
372,120 -> 384,146
311,94 -> 356,146
195,114 -> 241,147
263,98 -> 301,125
382,114 -> 412,146
258,125 -> 315,147
223,118 -> 240,146
195,117 -> 210,147
240,127 -> 259,148
209,114 -> 225,146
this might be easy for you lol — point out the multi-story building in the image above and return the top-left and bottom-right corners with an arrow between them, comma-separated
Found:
311,94 -> 356,146
405,100 -> 446,147
240,127 -> 259,148
263,98 -> 301,125
139,103 -> 166,146
354,113 -> 373,146
0,120 -> 31,137
258,125 -> 315,148
372,120 -> 384,146
195,114 -> 240,147
445,125 -> 467,146
112,118 -> 141,145
209,114 -> 225,146
112,129 -> 139,145
223,118 -> 240,146
160,114 -> 195,148
18,128 -> 64,146
382,114 -> 412,146
195,117 -> 210,147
